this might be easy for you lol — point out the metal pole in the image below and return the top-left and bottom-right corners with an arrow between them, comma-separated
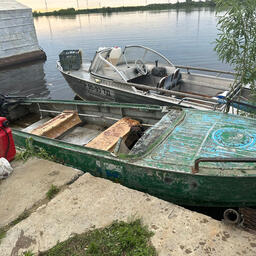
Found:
192,157 -> 256,173
175,65 -> 235,75
115,79 -> 220,103
44,0 -> 48,10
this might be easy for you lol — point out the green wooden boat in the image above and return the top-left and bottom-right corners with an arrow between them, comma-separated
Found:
2,96 -> 256,207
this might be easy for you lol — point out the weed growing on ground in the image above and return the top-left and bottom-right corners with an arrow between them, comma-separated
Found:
46,185 -> 60,200
0,228 -> 6,244
22,251 -> 35,256
15,138 -> 55,162
0,210 -> 30,245
10,210 -> 30,226
39,219 -> 156,256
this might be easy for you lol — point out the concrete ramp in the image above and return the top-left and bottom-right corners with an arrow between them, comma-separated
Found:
0,158 -> 83,228
0,172 -> 255,256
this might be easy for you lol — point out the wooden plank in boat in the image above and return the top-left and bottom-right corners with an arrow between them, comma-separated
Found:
22,117 -> 51,133
31,111 -> 81,139
86,117 -> 140,152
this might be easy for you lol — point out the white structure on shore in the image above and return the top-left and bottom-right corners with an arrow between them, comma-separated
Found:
0,0 -> 45,68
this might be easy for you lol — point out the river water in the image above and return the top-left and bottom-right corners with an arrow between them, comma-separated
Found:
19,0 -> 204,11
0,8 -> 232,100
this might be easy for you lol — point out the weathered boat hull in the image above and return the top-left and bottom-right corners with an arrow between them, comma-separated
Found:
63,71 -> 256,114
62,72 -> 187,107
13,129 -> 256,207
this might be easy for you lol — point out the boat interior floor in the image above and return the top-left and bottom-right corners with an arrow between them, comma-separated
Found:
129,73 -> 229,100
22,118 -> 104,146
12,110 -> 151,155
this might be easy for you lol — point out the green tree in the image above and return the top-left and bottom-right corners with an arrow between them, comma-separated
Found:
214,0 -> 256,90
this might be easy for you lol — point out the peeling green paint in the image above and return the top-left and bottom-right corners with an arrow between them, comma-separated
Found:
10,99 -> 256,207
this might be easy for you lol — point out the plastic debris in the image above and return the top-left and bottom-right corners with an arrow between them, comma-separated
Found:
0,157 -> 13,179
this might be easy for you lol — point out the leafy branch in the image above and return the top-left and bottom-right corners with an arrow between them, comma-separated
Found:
214,0 -> 256,90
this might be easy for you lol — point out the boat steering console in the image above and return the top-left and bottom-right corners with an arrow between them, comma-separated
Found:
135,59 -> 148,75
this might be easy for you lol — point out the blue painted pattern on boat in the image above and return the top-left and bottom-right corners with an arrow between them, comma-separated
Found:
140,109 -> 256,173
212,128 -> 256,149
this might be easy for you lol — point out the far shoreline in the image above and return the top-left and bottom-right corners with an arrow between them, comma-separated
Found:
33,1 -> 216,17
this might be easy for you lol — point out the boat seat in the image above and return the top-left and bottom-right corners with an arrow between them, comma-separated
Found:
31,110 -> 81,139
86,117 -> 140,152
158,68 -> 182,90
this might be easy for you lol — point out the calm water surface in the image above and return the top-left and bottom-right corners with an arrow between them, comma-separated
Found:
0,8 -> 231,99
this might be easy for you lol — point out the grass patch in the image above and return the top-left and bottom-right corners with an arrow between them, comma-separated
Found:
22,251 -> 35,256
39,219 -> 156,256
0,210 -> 30,244
10,210 -> 30,226
15,138 -> 55,162
0,228 -> 6,244
46,185 -> 60,200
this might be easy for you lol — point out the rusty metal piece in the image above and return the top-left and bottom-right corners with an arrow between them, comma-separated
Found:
223,209 -> 241,224
31,110 -> 81,139
239,208 -> 256,231
86,117 -> 140,152
192,157 -> 256,173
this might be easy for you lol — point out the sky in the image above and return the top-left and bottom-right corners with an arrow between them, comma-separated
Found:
17,0 -> 189,11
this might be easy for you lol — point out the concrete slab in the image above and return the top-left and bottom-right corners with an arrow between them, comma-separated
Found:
0,158 -> 83,228
0,173 -> 255,256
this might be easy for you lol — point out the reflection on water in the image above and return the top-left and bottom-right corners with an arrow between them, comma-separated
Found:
1,8 -> 231,100
0,61 -> 50,98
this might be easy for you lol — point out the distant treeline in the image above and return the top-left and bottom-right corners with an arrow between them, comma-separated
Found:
33,1 -> 216,17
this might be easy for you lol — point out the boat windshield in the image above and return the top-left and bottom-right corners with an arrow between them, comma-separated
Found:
118,46 -> 174,67
90,45 -> 174,82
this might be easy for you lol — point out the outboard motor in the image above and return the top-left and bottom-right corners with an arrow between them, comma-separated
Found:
0,94 -> 11,117
0,94 -> 23,120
